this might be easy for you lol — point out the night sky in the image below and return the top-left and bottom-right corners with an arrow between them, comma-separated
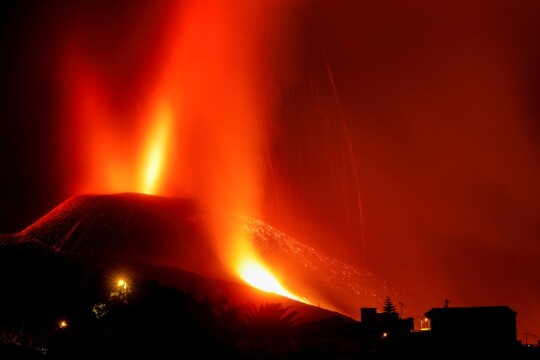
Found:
1,0 -> 540,340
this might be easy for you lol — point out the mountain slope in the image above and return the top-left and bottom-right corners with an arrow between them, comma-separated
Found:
6,192 -> 419,321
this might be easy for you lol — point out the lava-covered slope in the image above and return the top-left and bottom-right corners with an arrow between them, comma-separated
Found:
7,193 -> 417,320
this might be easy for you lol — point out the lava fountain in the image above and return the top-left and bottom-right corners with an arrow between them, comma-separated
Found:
59,1 -> 305,302
141,101 -> 172,195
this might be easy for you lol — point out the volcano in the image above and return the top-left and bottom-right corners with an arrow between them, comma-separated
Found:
1,193 -> 420,323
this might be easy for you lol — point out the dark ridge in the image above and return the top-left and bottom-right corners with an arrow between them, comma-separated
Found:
15,192 -> 229,281
8,192 -> 421,321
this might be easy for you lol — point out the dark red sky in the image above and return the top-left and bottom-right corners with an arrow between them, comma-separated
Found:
1,0 -> 540,340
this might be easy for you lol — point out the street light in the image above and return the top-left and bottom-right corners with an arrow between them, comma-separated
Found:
117,279 -> 127,291
109,276 -> 130,301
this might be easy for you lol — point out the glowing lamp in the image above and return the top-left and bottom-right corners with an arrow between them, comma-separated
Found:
117,279 -> 127,290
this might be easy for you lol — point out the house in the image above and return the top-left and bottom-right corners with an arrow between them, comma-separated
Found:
424,305 -> 518,354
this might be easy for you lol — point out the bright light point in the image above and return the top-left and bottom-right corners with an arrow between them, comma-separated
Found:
59,320 -> 68,329
141,102 -> 171,194
117,279 -> 128,291
239,260 -> 310,304
382,332 -> 387,338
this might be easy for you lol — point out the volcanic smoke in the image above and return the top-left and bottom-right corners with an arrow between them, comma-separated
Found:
60,1 -> 301,301
3,0 -> 540,343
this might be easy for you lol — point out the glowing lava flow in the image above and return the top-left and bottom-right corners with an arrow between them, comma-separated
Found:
239,259 -> 309,303
233,232 -> 310,304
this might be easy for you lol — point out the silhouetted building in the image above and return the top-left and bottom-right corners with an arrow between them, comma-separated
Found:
360,307 -> 414,337
424,305 -> 518,354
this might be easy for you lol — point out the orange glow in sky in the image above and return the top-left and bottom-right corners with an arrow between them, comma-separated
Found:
3,0 -> 540,341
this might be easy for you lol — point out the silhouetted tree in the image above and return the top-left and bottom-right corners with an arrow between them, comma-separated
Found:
95,279 -> 230,358
240,302 -> 301,358
212,295 -> 243,337
383,296 -> 397,315
243,302 -> 300,337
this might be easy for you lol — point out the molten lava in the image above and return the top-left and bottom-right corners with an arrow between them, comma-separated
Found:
239,259 -> 309,304
141,101 -> 171,195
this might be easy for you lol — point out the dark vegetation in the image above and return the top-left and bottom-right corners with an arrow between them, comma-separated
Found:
1,243 -> 539,359
0,243 -> 354,359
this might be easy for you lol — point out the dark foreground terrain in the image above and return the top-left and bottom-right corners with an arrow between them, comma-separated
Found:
0,243 -> 538,360
1,193 -> 538,359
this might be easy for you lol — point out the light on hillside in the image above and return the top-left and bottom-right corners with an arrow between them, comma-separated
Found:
117,279 -> 127,291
